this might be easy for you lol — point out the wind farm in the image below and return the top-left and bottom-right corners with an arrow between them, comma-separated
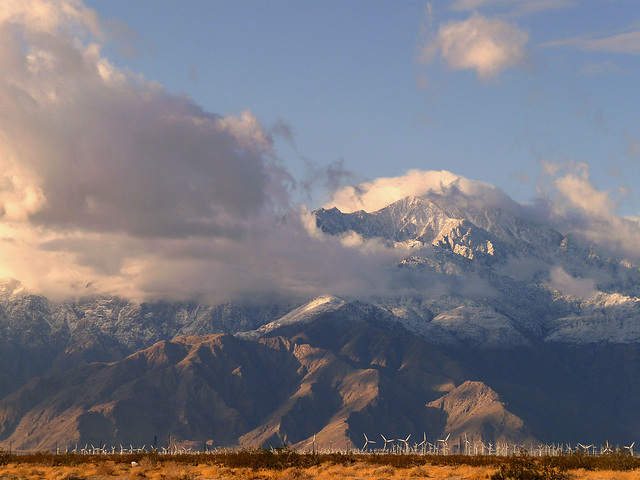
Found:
0,438 -> 639,480
4,433 -> 639,458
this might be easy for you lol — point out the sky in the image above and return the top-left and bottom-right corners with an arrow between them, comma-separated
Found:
1,0 -> 640,304
82,0 -> 640,212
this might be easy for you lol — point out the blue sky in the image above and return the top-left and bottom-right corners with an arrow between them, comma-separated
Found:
84,0 -> 640,213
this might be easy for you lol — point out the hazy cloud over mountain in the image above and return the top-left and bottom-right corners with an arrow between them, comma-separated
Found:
540,161 -> 640,262
325,169 -> 519,214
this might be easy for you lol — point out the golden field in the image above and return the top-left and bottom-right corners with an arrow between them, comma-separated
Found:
2,461 -> 640,480
0,452 -> 639,480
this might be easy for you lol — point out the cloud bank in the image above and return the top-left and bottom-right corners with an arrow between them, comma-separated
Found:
0,0 -> 408,303
0,2 -> 285,237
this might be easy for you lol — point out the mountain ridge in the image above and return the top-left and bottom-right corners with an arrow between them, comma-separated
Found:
1,190 -> 640,448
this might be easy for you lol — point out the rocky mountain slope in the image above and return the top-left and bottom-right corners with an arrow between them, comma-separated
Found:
1,191 -> 640,450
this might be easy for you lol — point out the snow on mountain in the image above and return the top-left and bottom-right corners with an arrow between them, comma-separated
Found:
545,292 -> 640,344
0,278 -> 27,301
316,194 -> 563,258
432,218 -> 503,263
429,304 -> 530,347
238,295 -> 346,339
312,192 -> 640,346
314,196 -> 453,243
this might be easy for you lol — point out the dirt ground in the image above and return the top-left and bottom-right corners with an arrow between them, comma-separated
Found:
0,461 -> 639,480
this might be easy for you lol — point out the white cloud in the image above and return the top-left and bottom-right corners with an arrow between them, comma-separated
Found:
0,215 -> 411,304
552,163 -> 615,219
498,255 -> 548,282
418,14 -> 529,80
546,30 -> 640,55
0,0 -> 101,37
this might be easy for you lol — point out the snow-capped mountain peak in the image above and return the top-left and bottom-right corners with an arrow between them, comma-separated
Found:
238,295 -> 346,339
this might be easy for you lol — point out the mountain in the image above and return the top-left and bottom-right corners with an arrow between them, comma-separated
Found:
314,195 -> 563,259
1,190 -> 640,449
315,194 -> 640,345
0,280 -> 291,398
426,381 -> 536,447
0,315 -> 467,451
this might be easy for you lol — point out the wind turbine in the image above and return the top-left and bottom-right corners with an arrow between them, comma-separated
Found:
363,433 -> 376,452
380,435 -> 394,453
578,443 -> 591,455
399,434 -> 411,453
305,434 -> 317,454
624,442 -> 635,456
437,433 -> 450,455
417,432 -> 427,455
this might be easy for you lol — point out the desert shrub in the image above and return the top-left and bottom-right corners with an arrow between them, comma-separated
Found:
206,448 -> 326,470
490,457 -> 566,480
363,453 -> 502,469
0,449 -> 12,466
4,448 -> 640,474
279,466 -> 310,479
95,460 -> 116,476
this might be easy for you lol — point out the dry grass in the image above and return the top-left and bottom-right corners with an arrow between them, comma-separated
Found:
0,452 -> 639,479
0,461 -> 638,480
0,462 -> 499,479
